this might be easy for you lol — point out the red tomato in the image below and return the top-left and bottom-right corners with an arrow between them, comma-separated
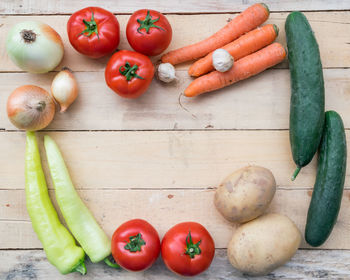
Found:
126,9 -> 172,56
105,50 -> 154,98
67,7 -> 120,58
111,219 -> 161,271
161,222 -> 215,277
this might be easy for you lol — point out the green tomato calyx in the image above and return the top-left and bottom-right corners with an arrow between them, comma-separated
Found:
80,11 -> 99,38
119,61 -> 144,81
137,10 -> 165,34
20,29 -> 37,43
185,231 -> 201,259
124,233 -> 146,252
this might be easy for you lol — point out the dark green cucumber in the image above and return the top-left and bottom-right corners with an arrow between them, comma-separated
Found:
305,111 -> 347,247
285,11 -> 325,180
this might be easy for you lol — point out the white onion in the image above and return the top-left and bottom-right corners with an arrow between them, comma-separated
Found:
51,68 -> 78,112
6,21 -> 64,73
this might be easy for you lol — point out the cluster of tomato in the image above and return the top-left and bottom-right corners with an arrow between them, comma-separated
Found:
111,219 -> 215,276
67,7 -> 172,98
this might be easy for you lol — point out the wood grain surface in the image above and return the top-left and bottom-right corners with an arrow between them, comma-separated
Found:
1,0 -> 350,14
1,0 -> 350,279
1,249 -> 350,279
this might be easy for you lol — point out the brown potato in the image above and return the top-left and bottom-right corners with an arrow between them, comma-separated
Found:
214,166 -> 276,223
227,213 -> 301,276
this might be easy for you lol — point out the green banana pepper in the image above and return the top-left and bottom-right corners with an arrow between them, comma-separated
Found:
44,135 -> 114,265
25,132 -> 86,275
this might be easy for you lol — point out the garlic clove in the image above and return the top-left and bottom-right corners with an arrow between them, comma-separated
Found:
51,67 -> 78,112
156,63 -> 178,83
212,49 -> 234,72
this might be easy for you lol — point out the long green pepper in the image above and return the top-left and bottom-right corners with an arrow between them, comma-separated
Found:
25,132 -> 86,275
44,135 -> 112,264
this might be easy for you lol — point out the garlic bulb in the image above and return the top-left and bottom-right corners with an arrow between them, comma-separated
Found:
51,67 -> 78,112
157,63 -> 177,83
212,49 -> 234,72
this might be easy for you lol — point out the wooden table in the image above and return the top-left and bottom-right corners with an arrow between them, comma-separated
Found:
1,1 -> 350,279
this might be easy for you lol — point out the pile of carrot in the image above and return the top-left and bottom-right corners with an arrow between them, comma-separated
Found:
161,3 -> 286,97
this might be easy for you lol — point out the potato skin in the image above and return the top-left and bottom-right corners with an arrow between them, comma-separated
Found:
214,166 -> 276,223
227,213 -> 301,276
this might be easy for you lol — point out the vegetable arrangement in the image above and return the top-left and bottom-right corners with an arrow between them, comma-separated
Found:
4,2 -> 347,278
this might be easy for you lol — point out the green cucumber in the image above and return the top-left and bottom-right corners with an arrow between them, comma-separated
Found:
305,111 -> 347,247
285,11 -> 325,180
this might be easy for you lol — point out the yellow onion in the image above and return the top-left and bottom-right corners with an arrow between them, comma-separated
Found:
51,67 -> 78,112
7,85 -> 55,131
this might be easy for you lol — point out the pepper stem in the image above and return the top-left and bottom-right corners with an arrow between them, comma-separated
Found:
104,255 -> 120,269
137,10 -> 165,34
124,233 -> 146,252
72,259 -> 87,275
184,231 -> 201,259
291,166 -> 301,181
79,11 -> 99,38
119,61 -> 144,81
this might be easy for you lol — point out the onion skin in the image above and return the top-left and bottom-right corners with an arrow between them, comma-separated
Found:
7,85 -> 55,131
51,68 -> 78,112
6,21 -> 64,73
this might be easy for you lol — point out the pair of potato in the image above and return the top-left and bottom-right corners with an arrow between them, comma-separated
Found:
214,166 -> 301,276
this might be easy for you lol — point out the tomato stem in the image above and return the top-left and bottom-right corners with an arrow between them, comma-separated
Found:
79,11 -> 99,38
124,233 -> 146,252
137,10 -> 165,34
119,61 -> 144,81
185,231 -> 201,259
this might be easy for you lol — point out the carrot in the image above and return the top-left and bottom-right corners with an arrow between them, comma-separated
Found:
184,42 -> 286,97
161,3 -> 269,65
188,24 -> 279,77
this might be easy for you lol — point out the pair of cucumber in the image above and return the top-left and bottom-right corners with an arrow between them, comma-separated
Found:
286,12 -> 347,246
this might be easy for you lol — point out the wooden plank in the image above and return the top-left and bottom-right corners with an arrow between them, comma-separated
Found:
1,68 -> 350,131
1,249 -> 350,279
1,13 -> 350,72
1,131 -> 350,190
1,188 -> 350,249
1,0 -> 350,14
